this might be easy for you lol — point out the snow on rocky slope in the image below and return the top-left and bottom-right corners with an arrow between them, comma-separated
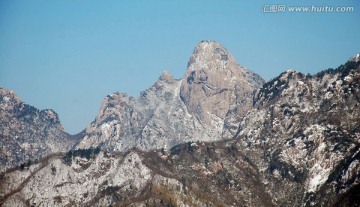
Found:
236,54 -> 360,206
0,87 -> 80,173
0,142 -> 276,207
1,43 -> 359,206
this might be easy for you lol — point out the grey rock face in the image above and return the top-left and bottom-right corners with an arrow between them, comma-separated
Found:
180,40 -> 264,137
0,87 -> 79,173
77,40 -> 264,151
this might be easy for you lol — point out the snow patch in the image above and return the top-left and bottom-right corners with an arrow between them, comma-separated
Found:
101,123 -> 111,139
3,96 -> 10,102
308,163 -> 331,192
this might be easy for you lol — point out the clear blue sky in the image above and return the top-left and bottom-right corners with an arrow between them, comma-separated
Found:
1,0 -> 359,134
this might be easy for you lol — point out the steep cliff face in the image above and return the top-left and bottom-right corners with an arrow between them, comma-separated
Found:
0,87 -> 79,173
180,40 -> 264,136
77,40 -> 264,152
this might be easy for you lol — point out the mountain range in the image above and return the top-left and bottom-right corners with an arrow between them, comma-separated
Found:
0,41 -> 359,207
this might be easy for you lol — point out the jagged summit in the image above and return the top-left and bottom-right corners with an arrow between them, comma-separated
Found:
279,69 -> 301,80
193,40 -> 227,53
0,86 -> 22,107
158,70 -> 176,83
95,92 -> 131,122
187,40 -> 235,73
193,40 -> 221,52
180,40 -> 265,132
186,40 -> 264,88
0,86 -> 62,128
0,86 -> 79,173
284,69 -> 299,74
194,40 -> 225,51
350,53 -> 360,62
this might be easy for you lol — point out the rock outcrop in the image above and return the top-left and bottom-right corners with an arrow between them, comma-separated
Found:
236,54 -> 360,206
180,40 -> 263,136
0,87 -> 79,173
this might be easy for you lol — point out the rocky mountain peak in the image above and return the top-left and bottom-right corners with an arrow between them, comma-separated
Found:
76,41 -> 265,152
238,57 -> 360,206
180,40 -> 265,132
0,86 -> 79,173
281,69 -> 299,77
0,86 -> 62,128
96,92 -> 131,122
42,109 -> 59,121
350,53 -> 360,62
158,70 -> 176,83
0,87 -> 22,110
187,40 -> 235,73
